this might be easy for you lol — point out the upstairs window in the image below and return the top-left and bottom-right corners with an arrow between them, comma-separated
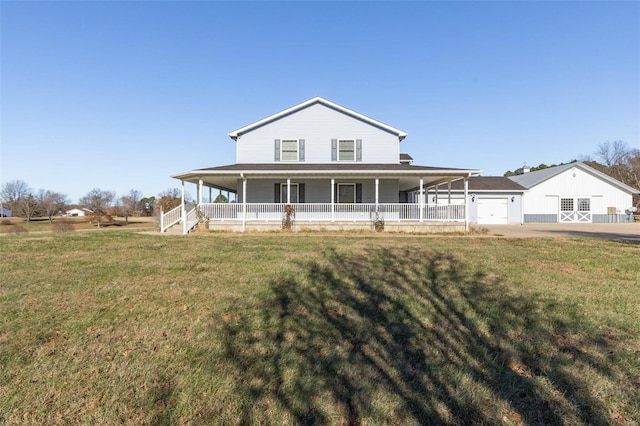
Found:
338,139 -> 355,161
281,139 -> 299,161
274,139 -> 305,162
331,139 -> 362,162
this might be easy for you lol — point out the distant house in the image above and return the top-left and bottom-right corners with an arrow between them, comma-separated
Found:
509,162 -> 639,223
165,97 -> 481,233
66,208 -> 86,217
0,207 -> 12,217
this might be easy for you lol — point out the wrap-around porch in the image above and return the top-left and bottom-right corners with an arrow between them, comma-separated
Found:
163,164 -> 480,234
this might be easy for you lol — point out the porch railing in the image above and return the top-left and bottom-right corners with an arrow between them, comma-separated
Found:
195,203 -> 465,222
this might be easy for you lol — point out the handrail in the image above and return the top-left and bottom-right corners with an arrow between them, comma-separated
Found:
160,204 -> 182,232
184,208 -> 198,234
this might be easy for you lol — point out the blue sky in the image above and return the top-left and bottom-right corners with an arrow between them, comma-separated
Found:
2,1 -> 638,203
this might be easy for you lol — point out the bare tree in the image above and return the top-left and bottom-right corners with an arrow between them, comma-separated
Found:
17,194 -> 40,222
593,141 -> 640,209
120,189 -> 143,224
1,180 -> 32,214
80,188 -> 115,228
37,190 -> 69,223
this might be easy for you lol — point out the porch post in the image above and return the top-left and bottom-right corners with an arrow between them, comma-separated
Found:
375,178 -> 379,205
464,176 -> 469,232
242,175 -> 247,232
198,178 -> 203,205
435,184 -> 439,205
419,177 -> 424,222
447,181 -> 452,205
331,178 -> 335,222
209,187 -> 212,203
287,178 -> 291,204
181,180 -> 186,235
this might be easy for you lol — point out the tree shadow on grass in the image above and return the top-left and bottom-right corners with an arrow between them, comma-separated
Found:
214,247 -> 637,425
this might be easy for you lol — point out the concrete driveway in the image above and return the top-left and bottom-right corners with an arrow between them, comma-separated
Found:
480,223 -> 640,241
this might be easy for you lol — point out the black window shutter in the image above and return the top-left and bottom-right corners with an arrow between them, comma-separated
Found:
274,183 -> 281,203
334,183 -> 338,203
356,183 -> 362,203
274,139 -> 280,162
331,139 -> 337,161
299,139 -> 305,162
356,139 -> 362,162
299,183 -> 305,203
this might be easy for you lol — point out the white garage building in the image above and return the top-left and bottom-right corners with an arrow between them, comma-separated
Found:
424,162 -> 639,224
509,162 -> 638,223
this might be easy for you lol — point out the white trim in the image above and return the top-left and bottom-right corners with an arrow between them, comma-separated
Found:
228,97 -> 408,141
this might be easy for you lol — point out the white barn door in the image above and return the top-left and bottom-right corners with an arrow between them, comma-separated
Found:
560,197 -> 591,222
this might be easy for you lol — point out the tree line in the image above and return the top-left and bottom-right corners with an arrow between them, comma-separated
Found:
0,183 -> 194,224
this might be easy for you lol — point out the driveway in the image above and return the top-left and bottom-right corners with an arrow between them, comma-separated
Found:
480,223 -> 640,241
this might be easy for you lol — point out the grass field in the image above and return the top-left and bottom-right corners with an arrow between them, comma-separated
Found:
0,216 -> 155,234
1,231 -> 638,425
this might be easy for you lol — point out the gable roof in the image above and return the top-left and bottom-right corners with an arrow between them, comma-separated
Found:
228,97 -> 408,141
508,162 -> 640,194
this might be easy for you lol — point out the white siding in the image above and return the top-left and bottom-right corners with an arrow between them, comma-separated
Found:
236,103 -> 400,164
523,167 -> 633,216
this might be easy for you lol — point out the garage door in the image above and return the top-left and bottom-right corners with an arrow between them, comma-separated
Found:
477,198 -> 508,224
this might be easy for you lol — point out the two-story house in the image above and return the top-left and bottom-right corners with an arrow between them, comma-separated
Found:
163,97 -> 480,233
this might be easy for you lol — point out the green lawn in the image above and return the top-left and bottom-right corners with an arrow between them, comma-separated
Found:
1,232 -> 638,425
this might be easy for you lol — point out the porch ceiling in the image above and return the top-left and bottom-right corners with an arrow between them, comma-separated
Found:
172,163 -> 481,192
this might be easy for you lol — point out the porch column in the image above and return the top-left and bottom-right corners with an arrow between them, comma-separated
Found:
287,178 -> 291,204
209,187 -> 212,203
464,176 -> 469,232
447,181 -> 452,205
242,175 -> 247,232
435,184 -> 439,204
198,178 -> 203,205
419,177 -> 424,222
331,178 -> 335,222
375,178 -> 379,205
181,180 -> 186,234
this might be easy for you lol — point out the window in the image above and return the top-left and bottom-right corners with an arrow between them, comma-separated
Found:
281,139 -> 298,161
338,139 -> 355,161
331,139 -> 361,161
337,184 -> 355,203
578,198 -> 590,212
560,198 -> 574,212
280,183 -> 299,203
275,183 -> 305,203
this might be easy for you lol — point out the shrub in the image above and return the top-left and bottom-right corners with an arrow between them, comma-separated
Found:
52,219 -> 75,233
1,219 -> 11,226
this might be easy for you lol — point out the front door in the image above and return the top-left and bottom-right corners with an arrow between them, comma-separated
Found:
560,197 -> 591,222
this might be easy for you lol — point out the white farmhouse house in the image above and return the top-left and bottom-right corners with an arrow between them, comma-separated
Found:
164,97 -> 481,233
